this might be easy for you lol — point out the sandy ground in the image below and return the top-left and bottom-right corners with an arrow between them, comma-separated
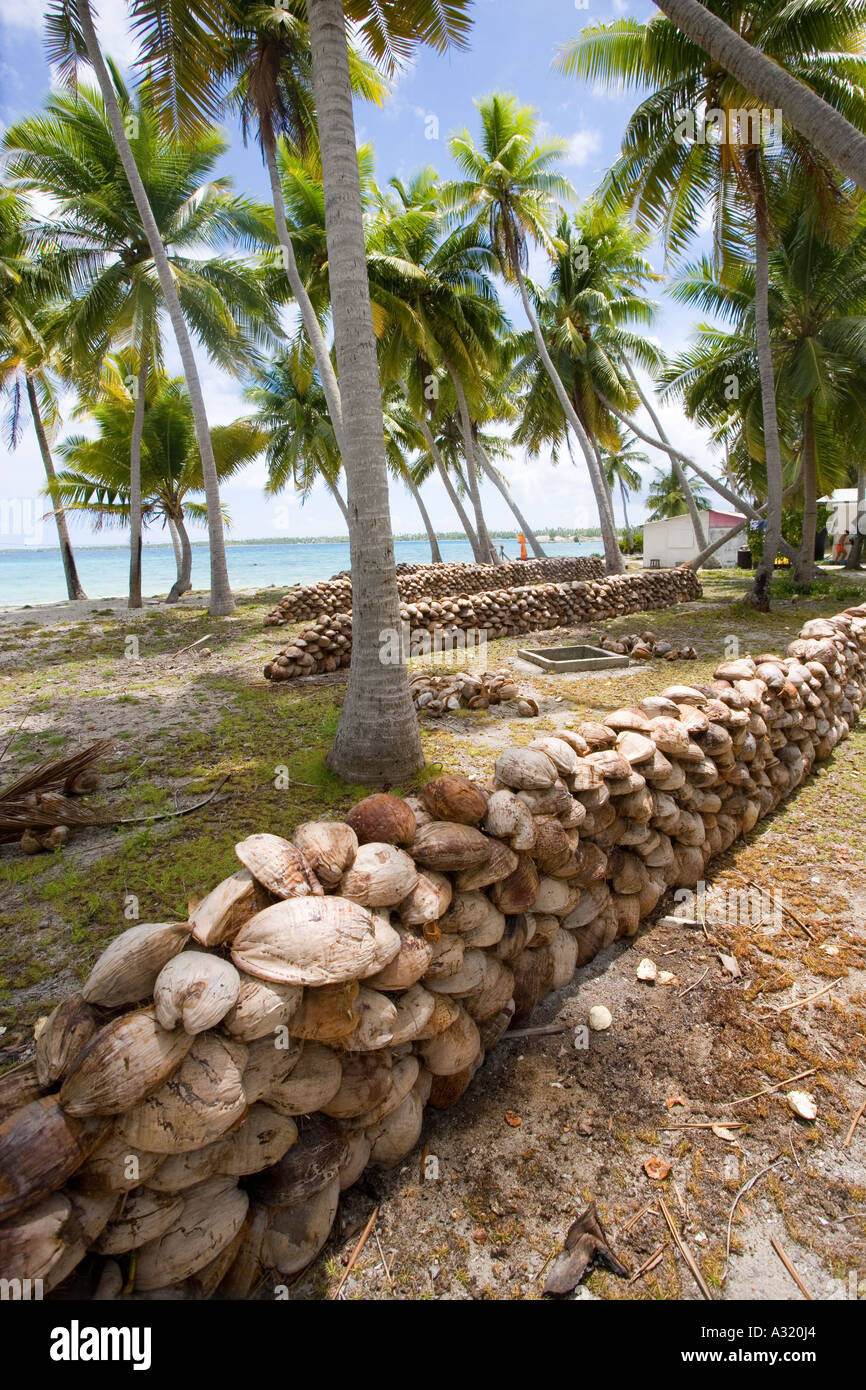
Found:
0,572 -> 864,1301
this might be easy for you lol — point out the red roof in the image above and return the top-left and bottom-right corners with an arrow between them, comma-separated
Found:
708,510 -> 746,528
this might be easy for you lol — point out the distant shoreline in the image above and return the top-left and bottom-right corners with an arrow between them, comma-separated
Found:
0,529 -> 604,554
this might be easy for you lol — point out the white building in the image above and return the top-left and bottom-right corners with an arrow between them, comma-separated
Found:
642,509 -> 746,569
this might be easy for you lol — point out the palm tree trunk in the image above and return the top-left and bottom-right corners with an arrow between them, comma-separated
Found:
844,465 -> 865,570
26,374 -> 86,601
653,0 -> 866,191
405,475 -> 442,562
514,265 -> 623,573
623,359 -> 714,561
167,516 -> 183,577
748,210 -> 785,611
166,513 -> 193,602
262,129 -> 344,448
619,475 -> 633,553
596,385 -> 799,568
794,398 -> 819,587
76,0 -> 234,617
325,475 -> 350,526
414,410 -> 481,558
475,443 -> 548,557
128,343 -> 148,610
307,0 -> 422,784
444,362 -> 500,565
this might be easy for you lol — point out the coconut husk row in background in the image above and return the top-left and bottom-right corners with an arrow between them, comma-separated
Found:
2,605 -> 864,1301
263,568 -> 702,681
263,556 -> 606,627
410,669 -> 532,716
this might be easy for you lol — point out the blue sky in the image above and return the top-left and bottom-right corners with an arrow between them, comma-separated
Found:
0,0 -> 720,551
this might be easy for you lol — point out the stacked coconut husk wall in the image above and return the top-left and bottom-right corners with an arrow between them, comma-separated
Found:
264,568 -> 702,681
263,556 -> 606,627
2,605 -> 864,1299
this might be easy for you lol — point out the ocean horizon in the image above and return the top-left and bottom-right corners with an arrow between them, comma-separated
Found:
0,536 -> 602,608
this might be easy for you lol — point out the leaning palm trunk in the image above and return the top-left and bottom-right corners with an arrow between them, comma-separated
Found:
844,465 -> 865,570
127,343 -> 148,609
307,0 -> 422,783
77,0 -> 234,617
262,130 -> 344,447
27,374 -> 86,601
652,0 -> 866,191
404,475 -> 442,563
619,476 -> 633,553
749,211 -> 785,611
794,398 -> 819,587
166,513 -> 192,603
414,409 -> 481,559
514,265 -> 623,573
623,359 -> 713,562
475,443 -> 548,557
445,362 -> 500,565
323,475 -> 350,526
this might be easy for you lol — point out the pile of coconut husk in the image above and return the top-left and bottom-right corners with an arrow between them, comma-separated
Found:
264,568 -> 702,682
263,556 -> 606,627
3,605 -> 863,1300
410,669 -> 532,716
593,631 -> 698,661
0,741 -> 113,854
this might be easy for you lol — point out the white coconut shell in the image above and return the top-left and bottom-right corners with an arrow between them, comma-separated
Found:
145,1141 -> 228,1193
463,956 -> 515,1023
291,821 -> 358,887
320,1052 -> 393,1119
95,1188 -> 183,1255
235,833 -> 321,898
353,1056 -> 420,1127
154,951 -> 241,1035
494,748 -> 558,790
117,1033 -> 247,1154
134,1177 -> 249,1291
343,988 -> 398,1051
418,1005 -> 481,1075
423,931 -> 465,980
396,870 -> 452,927
59,1008 -> 195,1118
366,1087 -> 425,1168
425,947 -> 487,997
222,972 -> 302,1042
338,1131 -> 372,1190
340,841 -> 419,907
388,983 -> 437,1045
410,820 -> 492,872
364,927 -> 433,989
189,870 -> 260,948
411,992 -> 460,1041
81,922 -> 190,1009
231,896 -> 380,986
439,891 -> 504,936
549,928 -> 579,989
75,1126 -> 162,1194
265,1043 -> 342,1116
216,1104 -> 298,1177
241,1033 -> 303,1104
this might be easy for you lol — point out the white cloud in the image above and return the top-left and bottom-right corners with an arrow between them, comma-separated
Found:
564,127 -> 602,166
0,0 -> 142,71
612,0 -> 630,13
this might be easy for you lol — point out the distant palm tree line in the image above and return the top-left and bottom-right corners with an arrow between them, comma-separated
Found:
2,1 -> 866,780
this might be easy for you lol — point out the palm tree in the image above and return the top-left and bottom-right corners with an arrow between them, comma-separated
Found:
650,0 -> 866,190
445,93 -> 624,573
44,0 -> 244,617
52,354 -> 263,601
133,0 -> 476,781
664,174 -> 866,585
647,465 -> 711,522
602,435 -> 647,553
0,190 -> 86,600
556,1 -> 866,607
4,70 -> 277,610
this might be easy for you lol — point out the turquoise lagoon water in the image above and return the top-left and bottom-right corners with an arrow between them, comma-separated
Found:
0,537 -> 602,608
